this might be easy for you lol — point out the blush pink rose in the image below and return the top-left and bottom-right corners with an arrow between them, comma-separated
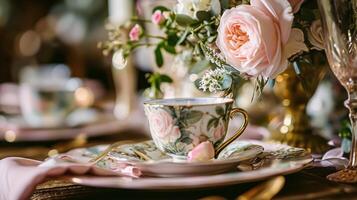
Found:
216,0 -> 294,78
129,24 -> 142,41
288,0 -> 304,13
148,109 -> 181,142
187,141 -> 215,161
213,123 -> 226,140
151,10 -> 165,25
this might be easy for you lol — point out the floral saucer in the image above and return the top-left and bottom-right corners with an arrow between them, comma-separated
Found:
70,140 -> 312,189
67,140 -> 264,177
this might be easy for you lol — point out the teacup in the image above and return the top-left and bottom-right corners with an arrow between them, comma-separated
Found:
144,97 -> 248,160
19,83 -> 79,128
19,65 -> 82,127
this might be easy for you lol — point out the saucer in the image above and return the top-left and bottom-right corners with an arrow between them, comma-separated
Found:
0,111 -> 130,142
0,108 -> 99,130
72,157 -> 312,190
70,140 -> 312,189
98,140 -> 264,177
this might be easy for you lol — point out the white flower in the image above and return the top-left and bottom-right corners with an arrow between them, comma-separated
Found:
199,68 -> 230,93
112,50 -> 127,70
175,0 -> 221,18
307,20 -> 324,51
283,28 -> 309,59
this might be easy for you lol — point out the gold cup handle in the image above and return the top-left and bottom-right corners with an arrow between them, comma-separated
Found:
215,108 -> 249,158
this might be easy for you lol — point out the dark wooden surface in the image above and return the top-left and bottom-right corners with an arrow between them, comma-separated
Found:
29,167 -> 357,200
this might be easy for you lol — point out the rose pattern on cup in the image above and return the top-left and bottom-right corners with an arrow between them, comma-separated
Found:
144,103 -> 232,158
146,108 -> 182,143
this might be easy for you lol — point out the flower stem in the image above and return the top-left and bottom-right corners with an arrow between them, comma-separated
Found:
144,35 -> 166,40
131,18 -> 152,23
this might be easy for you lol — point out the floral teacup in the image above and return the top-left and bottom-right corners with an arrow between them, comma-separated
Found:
144,98 -> 248,160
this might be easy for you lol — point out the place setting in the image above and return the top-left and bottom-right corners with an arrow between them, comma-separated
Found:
2,0 -> 357,199
4,97 -> 312,196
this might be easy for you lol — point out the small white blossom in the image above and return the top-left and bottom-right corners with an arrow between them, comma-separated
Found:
175,0 -> 221,18
199,68 -> 230,93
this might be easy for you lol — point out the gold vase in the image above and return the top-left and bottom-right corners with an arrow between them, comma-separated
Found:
269,55 -> 330,154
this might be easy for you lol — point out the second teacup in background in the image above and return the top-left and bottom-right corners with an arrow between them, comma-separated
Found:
19,64 -> 81,128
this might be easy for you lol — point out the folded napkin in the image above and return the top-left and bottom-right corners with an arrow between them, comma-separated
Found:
0,156 -> 141,200
313,147 -> 349,170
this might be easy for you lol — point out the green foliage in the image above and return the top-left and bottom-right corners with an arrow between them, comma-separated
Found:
339,120 -> 352,140
152,6 -> 170,13
175,14 -> 198,27
146,73 -> 173,98
154,46 -> 164,67
189,59 -> 210,74
100,0 -> 325,101
195,11 -> 211,21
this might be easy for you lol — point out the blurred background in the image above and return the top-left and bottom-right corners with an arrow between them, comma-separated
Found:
0,0 -> 152,90
0,0 -> 155,159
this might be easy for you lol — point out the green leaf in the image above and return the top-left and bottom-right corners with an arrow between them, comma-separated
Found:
221,74 -> 233,90
152,6 -> 170,13
207,118 -> 218,131
194,78 -> 202,90
195,11 -> 211,21
154,46 -> 164,67
186,110 -> 203,124
177,28 -> 189,45
215,106 -> 225,116
163,42 -> 176,54
189,60 -> 210,74
167,33 -> 179,46
175,14 -> 197,27
159,74 -> 173,83
207,35 -> 217,43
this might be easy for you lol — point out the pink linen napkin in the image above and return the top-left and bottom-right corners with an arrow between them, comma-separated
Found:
313,147 -> 349,169
0,156 -> 141,200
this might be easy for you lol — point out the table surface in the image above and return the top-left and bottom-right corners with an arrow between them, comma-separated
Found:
2,131 -> 357,200
29,167 -> 357,200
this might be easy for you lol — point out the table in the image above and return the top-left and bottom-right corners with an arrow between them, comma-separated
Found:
30,167 -> 357,200
1,131 -> 356,200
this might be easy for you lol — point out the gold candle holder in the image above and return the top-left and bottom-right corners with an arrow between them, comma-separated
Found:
268,55 -> 330,154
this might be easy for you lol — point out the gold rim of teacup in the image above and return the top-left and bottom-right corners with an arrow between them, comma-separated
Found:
143,97 -> 234,107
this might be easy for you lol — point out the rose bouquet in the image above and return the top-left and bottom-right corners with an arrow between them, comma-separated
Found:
100,0 -> 325,98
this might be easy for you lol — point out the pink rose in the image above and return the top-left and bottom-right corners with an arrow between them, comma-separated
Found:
151,10 -> 165,25
216,0 -> 293,78
187,141 -> 215,161
307,20 -> 324,50
213,122 -> 226,140
129,24 -> 142,41
148,109 -> 181,142
288,0 -> 304,13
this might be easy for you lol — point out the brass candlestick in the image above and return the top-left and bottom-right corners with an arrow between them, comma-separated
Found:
269,54 -> 330,154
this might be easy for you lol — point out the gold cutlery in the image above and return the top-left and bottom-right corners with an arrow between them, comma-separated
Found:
237,176 -> 285,200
